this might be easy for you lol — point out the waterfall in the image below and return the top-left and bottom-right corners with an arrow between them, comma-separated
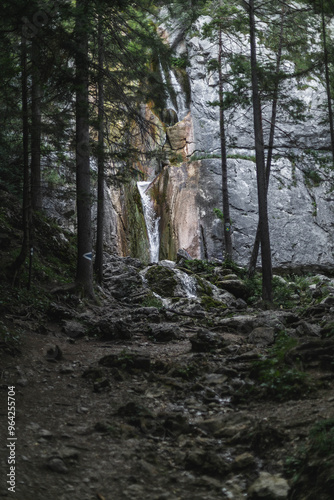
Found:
137,181 -> 160,263
159,63 -> 189,122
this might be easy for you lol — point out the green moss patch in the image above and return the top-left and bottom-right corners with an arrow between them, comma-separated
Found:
145,265 -> 178,297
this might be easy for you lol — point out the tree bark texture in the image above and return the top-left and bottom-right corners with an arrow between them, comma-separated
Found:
218,21 -> 233,260
11,35 -> 31,285
248,0 -> 272,301
75,0 -> 94,298
321,0 -> 334,164
94,14 -> 105,284
248,4 -> 285,278
31,36 -> 43,212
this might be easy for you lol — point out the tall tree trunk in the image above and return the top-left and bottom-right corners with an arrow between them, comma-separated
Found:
94,14 -> 105,284
218,19 -> 233,260
321,0 -> 334,164
10,34 -> 31,285
248,5 -> 285,278
75,0 -> 94,298
31,36 -> 43,212
248,0 -> 272,301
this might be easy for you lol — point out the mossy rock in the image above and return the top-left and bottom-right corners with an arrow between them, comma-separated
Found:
145,265 -> 178,297
201,295 -> 228,311
196,276 -> 213,297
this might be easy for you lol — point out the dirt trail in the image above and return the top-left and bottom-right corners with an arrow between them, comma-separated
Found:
1,311 -> 334,500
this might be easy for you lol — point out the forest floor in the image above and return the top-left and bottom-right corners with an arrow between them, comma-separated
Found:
1,291 -> 334,500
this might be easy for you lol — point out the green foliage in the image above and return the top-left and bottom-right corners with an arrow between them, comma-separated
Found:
213,207 -> 224,222
309,419 -> 334,457
170,56 -> 189,69
304,169 -> 323,187
201,295 -> 227,311
182,259 -> 216,274
145,265 -> 178,297
284,449 -> 307,481
244,274 -> 262,304
245,273 -> 314,307
0,281 -> 50,316
141,294 -> 163,309
249,331 -> 311,400
170,362 -> 199,380
304,148 -> 334,171
0,319 -> 21,354
227,153 -> 256,162
190,152 -> 221,161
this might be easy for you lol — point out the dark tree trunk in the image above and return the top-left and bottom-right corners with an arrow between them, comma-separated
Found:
94,14 -> 105,284
248,0 -> 272,301
218,21 -> 233,260
248,5 -> 285,278
75,0 -> 94,298
10,34 -> 31,285
321,0 -> 334,164
31,36 -> 43,212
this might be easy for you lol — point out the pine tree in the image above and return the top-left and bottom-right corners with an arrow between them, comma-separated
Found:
246,0 -> 273,301
75,0 -> 94,298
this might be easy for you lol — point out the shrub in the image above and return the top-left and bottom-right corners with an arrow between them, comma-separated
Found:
249,331 -> 311,400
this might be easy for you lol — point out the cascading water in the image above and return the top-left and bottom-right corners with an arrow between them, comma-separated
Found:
137,181 -> 160,263
159,62 -> 189,122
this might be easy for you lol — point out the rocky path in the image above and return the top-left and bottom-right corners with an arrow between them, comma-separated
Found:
1,291 -> 334,500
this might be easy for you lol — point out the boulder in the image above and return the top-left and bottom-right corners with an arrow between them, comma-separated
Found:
248,471 -> 290,499
148,323 -> 184,342
248,327 -> 275,346
217,279 -> 249,299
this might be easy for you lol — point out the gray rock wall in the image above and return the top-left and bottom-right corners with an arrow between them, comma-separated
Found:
154,15 -> 334,272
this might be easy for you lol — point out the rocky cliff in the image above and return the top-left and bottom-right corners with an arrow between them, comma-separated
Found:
142,14 -> 334,272
45,14 -> 334,272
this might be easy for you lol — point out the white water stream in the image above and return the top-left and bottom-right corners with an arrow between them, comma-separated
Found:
137,181 -> 160,263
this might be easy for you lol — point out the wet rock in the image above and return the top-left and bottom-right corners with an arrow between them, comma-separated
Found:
104,265 -> 144,300
202,373 -> 228,386
47,457 -> 69,474
162,413 -> 191,436
248,327 -> 275,346
94,421 -> 112,433
93,378 -> 110,393
195,415 -> 253,438
58,447 -> 80,461
82,367 -> 104,381
38,429 -> 53,440
235,298 -> 248,310
98,352 -> 151,372
47,302 -> 74,321
148,323 -> 184,342
176,248 -> 193,264
143,265 -> 178,297
232,452 -> 256,470
295,320 -> 321,337
45,344 -> 63,362
217,279 -> 249,299
58,365 -> 75,374
285,337 -> 334,367
62,320 -> 86,339
222,476 -> 247,499
321,294 -> 334,306
190,329 -> 226,352
117,401 -> 154,418
91,317 -> 132,340
248,471 -> 290,499
132,307 -> 161,324
184,448 -> 231,476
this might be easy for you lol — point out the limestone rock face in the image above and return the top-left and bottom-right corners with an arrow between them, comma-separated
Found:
98,14 -> 334,272
149,15 -> 334,271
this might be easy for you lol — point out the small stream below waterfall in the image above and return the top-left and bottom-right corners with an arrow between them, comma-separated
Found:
137,181 -> 160,263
